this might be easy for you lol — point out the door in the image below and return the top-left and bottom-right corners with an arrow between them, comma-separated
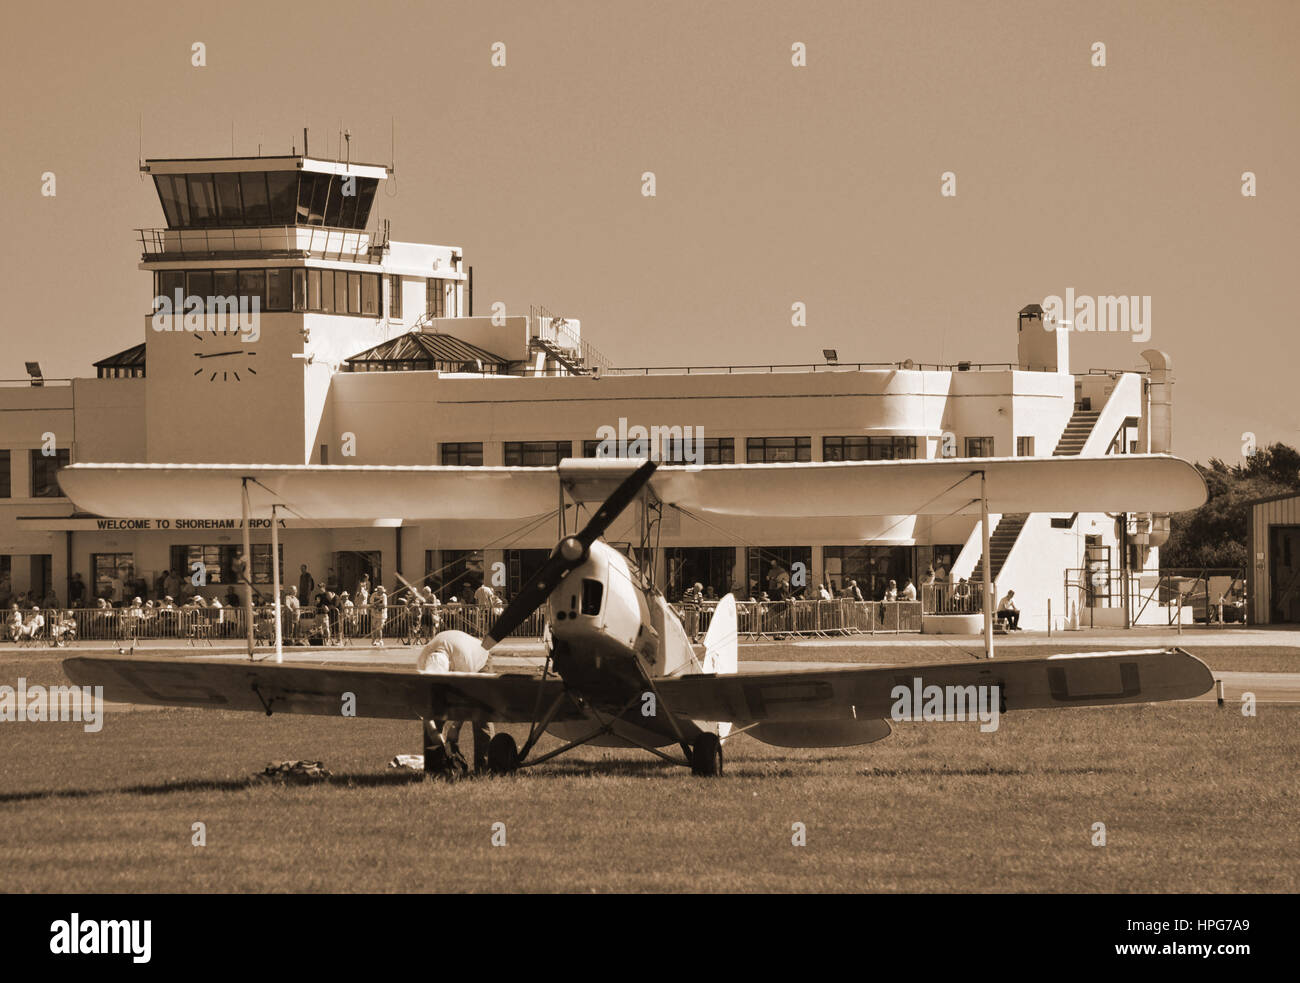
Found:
1269,526 -> 1300,623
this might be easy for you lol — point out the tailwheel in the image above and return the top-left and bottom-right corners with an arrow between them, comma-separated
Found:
690,733 -> 723,777
487,732 -> 520,774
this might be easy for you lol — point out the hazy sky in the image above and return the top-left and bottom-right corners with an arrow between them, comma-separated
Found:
3,0 -> 1296,465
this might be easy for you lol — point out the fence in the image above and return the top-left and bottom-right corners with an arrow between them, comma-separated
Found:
3,604 -> 546,647
1062,567 -> 1247,627
674,599 -> 922,639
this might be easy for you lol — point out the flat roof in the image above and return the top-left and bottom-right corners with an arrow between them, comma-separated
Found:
143,155 -> 389,180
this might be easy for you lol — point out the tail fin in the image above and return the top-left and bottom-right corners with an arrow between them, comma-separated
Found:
700,593 -> 738,676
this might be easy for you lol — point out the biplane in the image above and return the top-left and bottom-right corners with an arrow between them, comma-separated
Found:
59,454 -> 1213,777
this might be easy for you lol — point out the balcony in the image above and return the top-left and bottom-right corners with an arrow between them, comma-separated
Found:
137,224 -> 390,265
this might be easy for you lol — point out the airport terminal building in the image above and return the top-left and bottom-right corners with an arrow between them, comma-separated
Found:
0,151 -> 1181,630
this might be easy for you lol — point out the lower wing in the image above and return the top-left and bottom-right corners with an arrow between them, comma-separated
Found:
63,656 -> 579,723
655,648 -> 1215,724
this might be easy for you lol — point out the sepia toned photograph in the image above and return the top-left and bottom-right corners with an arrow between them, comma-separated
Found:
0,0 -> 1293,959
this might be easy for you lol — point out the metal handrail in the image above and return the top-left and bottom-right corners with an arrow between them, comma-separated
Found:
137,225 -> 388,264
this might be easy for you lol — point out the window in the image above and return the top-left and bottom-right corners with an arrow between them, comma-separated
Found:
506,549 -> 552,597
504,441 -> 572,467
823,436 -> 918,461
157,270 -> 185,308
746,436 -> 810,463
186,271 -> 214,307
965,436 -> 995,458
153,174 -> 190,227
310,173 -> 331,225
238,269 -> 267,312
427,549 -> 484,602
441,442 -> 484,466
426,278 -> 448,317
213,173 -> 243,223
92,553 -> 134,598
1016,435 -> 1035,457
292,269 -> 307,312
186,174 -> 216,225
361,273 -> 378,316
746,547 -> 813,598
251,544 -> 284,585
0,450 -> 9,496
347,273 -> 361,314
665,547 -> 735,600
263,268 -> 291,311
30,449 -> 69,497
240,172 -> 270,224
388,275 -> 403,319
321,270 -> 335,314
308,269 -> 323,311
701,437 -> 735,464
213,269 -> 238,301
266,172 -> 298,225
324,176 -> 346,227
334,269 -> 349,313
824,545 -> 912,600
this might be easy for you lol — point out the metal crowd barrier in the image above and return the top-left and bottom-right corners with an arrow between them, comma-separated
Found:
673,599 -> 923,639
2,603 -> 548,647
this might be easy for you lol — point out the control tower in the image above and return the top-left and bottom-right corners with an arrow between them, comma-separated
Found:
138,150 -> 466,464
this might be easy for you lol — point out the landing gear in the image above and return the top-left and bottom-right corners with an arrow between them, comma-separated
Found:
487,732 -> 520,774
690,733 -> 723,777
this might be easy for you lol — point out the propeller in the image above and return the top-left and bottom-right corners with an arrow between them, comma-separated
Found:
483,459 -> 658,648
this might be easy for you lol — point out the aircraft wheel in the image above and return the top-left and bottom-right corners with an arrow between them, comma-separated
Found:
690,733 -> 723,777
487,732 -> 520,774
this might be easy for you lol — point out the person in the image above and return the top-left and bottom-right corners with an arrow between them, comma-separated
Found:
922,567 -> 936,586
298,564 -> 315,600
17,606 -> 45,642
210,595 -> 225,636
997,589 -> 1021,630
883,579 -> 898,602
846,579 -> 864,602
356,577 -> 370,608
68,572 -> 86,607
682,582 -> 703,640
109,570 -> 125,607
416,630 -> 496,773
901,578 -> 917,601
283,586 -> 301,641
766,560 -> 790,601
954,577 -> 972,611
818,583 -> 833,601
7,604 -> 23,642
370,585 -> 388,646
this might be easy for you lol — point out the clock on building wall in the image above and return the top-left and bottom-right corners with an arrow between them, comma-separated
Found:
192,329 -> 258,382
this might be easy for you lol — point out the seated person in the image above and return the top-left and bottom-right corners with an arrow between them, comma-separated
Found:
7,604 -> 23,642
996,590 -> 1021,630
17,606 -> 45,640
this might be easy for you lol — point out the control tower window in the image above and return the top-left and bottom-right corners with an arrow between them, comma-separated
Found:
266,268 -> 292,311
267,172 -> 298,225
154,175 -> 190,227
213,173 -> 242,223
186,271 -> 214,306
187,174 -> 216,226
239,270 -> 267,311
240,173 -> 270,224
324,176 -> 346,227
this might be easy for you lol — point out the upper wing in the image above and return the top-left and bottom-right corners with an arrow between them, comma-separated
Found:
648,455 -> 1207,517
655,649 -> 1215,724
56,454 -> 1205,523
55,463 -> 556,521
63,656 -> 579,723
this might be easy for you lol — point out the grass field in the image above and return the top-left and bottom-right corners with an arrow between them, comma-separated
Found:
2,642 -> 1296,892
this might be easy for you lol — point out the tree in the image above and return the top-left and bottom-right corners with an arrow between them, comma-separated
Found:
1161,443 -> 1300,569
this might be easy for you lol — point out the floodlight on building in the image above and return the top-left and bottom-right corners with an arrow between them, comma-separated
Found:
822,349 -> 838,364
25,362 -> 43,387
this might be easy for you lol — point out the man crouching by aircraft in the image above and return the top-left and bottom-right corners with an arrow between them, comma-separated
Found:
416,630 -> 495,776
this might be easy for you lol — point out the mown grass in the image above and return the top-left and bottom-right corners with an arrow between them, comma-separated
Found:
1,698 -> 1295,892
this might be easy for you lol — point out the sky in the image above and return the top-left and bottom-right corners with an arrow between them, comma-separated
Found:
2,0 -> 1296,465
